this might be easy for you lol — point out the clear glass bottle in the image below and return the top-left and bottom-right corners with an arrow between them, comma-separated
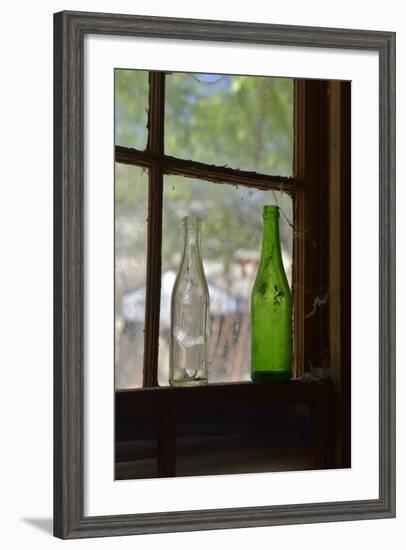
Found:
251,205 -> 292,381
169,215 -> 210,386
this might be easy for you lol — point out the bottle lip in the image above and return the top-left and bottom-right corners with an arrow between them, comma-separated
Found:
263,205 -> 280,217
182,214 -> 202,225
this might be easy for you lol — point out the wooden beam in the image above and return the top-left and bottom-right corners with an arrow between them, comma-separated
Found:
115,146 -> 153,168
115,146 -> 302,193
164,155 -> 300,192
143,72 -> 165,387
116,380 -> 329,418
293,80 -> 306,377
302,80 -> 330,373
116,380 -> 334,475
328,80 -> 351,468
329,80 -> 342,392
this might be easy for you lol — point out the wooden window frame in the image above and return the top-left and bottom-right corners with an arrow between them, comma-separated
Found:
115,71 -> 308,386
54,11 -> 395,537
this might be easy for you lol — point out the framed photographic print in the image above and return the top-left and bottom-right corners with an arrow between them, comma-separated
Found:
54,10 -> 396,539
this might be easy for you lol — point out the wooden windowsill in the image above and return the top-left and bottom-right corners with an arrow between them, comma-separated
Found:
116,378 -> 332,418
115,378 -> 334,478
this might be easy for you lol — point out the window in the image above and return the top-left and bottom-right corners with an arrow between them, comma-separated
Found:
114,70 -> 351,478
115,71 -> 297,389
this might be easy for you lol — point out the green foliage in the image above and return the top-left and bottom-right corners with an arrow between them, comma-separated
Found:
115,69 -> 149,150
165,73 -> 293,176
162,177 -> 292,268
115,71 -> 294,269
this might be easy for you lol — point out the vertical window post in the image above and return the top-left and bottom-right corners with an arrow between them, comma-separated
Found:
143,72 -> 166,387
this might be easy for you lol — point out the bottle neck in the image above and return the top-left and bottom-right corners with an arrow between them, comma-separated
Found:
184,224 -> 200,247
259,214 -> 283,266
183,223 -> 201,253
181,219 -> 203,274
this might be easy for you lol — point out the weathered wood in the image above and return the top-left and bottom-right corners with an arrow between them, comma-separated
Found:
143,72 -> 165,387
115,145 -> 302,192
340,82 -> 351,469
310,383 -> 333,469
116,379 -> 329,418
301,80 -> 331,373
328,81 -> 351,468
292,80 -> 306,378
163,154 -> 300,192
116,380 -> 333,476
157,410 -> 177,477
115,146 -> 153,168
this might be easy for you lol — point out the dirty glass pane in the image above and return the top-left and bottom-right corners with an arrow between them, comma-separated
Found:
165,73 -> 293,176
115,163 -> 149,389
158,176 -> 293,386
115,69 -> 149,150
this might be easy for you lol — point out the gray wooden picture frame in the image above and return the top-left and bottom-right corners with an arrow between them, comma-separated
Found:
54,10 -> 396,539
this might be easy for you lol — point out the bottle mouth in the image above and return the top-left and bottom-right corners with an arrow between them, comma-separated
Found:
182,215 -> 202,225
263,205 -> 280,218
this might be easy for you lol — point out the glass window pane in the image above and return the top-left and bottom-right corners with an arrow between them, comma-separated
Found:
115,163 -> 149,389
115,69 -> 149,150
165,73 -> 293,176
158,176 -> 293,386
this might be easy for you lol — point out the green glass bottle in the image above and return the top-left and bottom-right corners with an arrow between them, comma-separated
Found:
251,205 -> 292,381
